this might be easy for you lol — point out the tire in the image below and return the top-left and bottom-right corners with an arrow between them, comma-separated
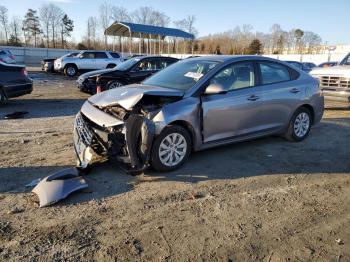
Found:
285,107 -> 312,142
64,64 -> 78,77
107,80 -> 124,90
0,88 -> 7,104
106,64 -> 116,69
151,125 -> 192,172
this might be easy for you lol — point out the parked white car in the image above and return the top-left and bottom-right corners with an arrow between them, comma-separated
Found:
310,53 -> 350,103
54,51 -> 123,77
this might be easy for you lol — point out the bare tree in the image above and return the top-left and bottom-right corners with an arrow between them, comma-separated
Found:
0,5 -> 9,44
48,4 -> 64,48
99,1 -> 112,50
39,4 -> 52,47
86,16 -> 98,49
23,9 -> 41,47
9,16 -> 22,46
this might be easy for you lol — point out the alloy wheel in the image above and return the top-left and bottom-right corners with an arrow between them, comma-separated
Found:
108,81 -> 123,89
293,112 -> 310,138
158,133 -> 187,167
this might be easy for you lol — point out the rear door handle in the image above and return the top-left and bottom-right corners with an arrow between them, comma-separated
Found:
290,88 -> 300,93
247,95 -> 260,101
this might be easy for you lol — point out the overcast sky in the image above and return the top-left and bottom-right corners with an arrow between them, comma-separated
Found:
2,0 -> 349,45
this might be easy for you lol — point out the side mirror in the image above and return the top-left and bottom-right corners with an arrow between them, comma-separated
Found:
204,84 -> 227,95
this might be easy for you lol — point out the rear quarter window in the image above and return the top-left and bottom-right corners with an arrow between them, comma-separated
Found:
110,52 -> 120,58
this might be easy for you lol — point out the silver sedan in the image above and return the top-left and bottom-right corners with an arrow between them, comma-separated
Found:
74,56 -> 324,172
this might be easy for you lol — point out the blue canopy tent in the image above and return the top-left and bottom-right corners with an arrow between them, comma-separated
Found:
104,21 -> 195,55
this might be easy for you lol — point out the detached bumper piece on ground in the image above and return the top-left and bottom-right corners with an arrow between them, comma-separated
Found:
32,168 -> 88,207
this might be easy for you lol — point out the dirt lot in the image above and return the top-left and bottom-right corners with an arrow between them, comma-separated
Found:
0,72 -> 349,261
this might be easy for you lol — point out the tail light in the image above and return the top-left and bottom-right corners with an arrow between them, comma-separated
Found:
22,68 -> 28,77
96,85 -> 102,93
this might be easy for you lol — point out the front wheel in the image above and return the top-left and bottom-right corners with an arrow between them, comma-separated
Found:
107,80 -> 124,90
64,65 -> 77,77
151,126 -> 192,172
285,107 -> 312,142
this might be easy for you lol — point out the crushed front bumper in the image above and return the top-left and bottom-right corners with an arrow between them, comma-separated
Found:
73,108 -> 155,173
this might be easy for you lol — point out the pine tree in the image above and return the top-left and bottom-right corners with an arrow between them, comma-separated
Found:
248,39 -> 263,55
60,14 -> 74,48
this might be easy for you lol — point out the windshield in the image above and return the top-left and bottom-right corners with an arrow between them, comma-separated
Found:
340,53 -> 350,65
143,59 -> 220,91
114,57 -> 143,71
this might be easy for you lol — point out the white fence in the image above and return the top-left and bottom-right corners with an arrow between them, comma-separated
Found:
1,45 -> 348,66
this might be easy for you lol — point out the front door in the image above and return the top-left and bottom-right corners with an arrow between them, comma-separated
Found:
202,61 -> 267,143
129,58 -> 159,83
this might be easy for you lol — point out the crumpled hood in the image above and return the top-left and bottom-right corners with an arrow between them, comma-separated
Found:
79,68 -> 116,79
310,65 -> 350,77
88,84 -> 185,110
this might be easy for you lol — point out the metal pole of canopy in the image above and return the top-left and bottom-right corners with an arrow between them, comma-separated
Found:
121,37 -> 123,55
167,37 -> 170,55
158,35 -> 161,54
183,38 -> 186,57
139,33 -> 141,54
129,30 -> 132,55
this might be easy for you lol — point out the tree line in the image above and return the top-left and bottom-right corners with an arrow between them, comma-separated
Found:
0,2 -> 322,55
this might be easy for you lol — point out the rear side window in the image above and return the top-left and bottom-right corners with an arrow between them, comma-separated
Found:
110,52 -> 120,58
158,59 -> 176,69
259,61 -> 291,85
135,58 -> 158,71
94,52 -> 108,59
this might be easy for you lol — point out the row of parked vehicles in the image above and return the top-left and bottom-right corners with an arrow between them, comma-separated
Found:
1,47 -> 349,173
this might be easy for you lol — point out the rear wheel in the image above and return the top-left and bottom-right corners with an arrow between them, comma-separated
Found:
107,80 -> 124,90
151,126 -> 192,172
285,107 -> 312,142
64,65 -> 77,77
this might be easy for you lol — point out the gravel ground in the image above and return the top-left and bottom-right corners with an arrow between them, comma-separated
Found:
0,72 -> 349,261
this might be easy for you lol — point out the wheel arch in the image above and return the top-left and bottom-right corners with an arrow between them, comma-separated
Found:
166,120 -> 196,151
64,63 -> 78,70
106,63 -> 116,68
299,104 -> 315,124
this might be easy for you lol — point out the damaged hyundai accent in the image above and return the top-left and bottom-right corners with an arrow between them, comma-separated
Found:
74,56 -> 324,173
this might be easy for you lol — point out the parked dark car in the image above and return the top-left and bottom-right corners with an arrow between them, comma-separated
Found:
318,61 -> 338,68
303,62 -> 317,69
77,56 -> 179,94
41,52 -> 79,72
284,61 -> 312,73
0,62 -> 33,103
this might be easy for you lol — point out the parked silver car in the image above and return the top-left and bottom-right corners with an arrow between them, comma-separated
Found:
0,49 -> 16,64
74,56 -> 324,172
54,50 -> 123,77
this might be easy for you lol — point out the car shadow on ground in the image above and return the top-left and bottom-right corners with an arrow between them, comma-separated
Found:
0,98 -> 87,119
0,117 -> 349,207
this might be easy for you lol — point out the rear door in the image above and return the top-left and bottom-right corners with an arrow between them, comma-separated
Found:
256,60 -> 302,130
94,52 -> 109,69
202,61 -> 268,143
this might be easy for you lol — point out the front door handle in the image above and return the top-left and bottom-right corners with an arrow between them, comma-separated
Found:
247,95 -> 260,101
290,88 -> 300,93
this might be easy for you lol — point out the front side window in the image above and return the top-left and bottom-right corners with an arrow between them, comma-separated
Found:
94,52 -> 108,59
210,61 -> 255,91
143,59 -> 220,91
81,52 -> 94,59
136,59 -> 158,71
259,62 -> 291,85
